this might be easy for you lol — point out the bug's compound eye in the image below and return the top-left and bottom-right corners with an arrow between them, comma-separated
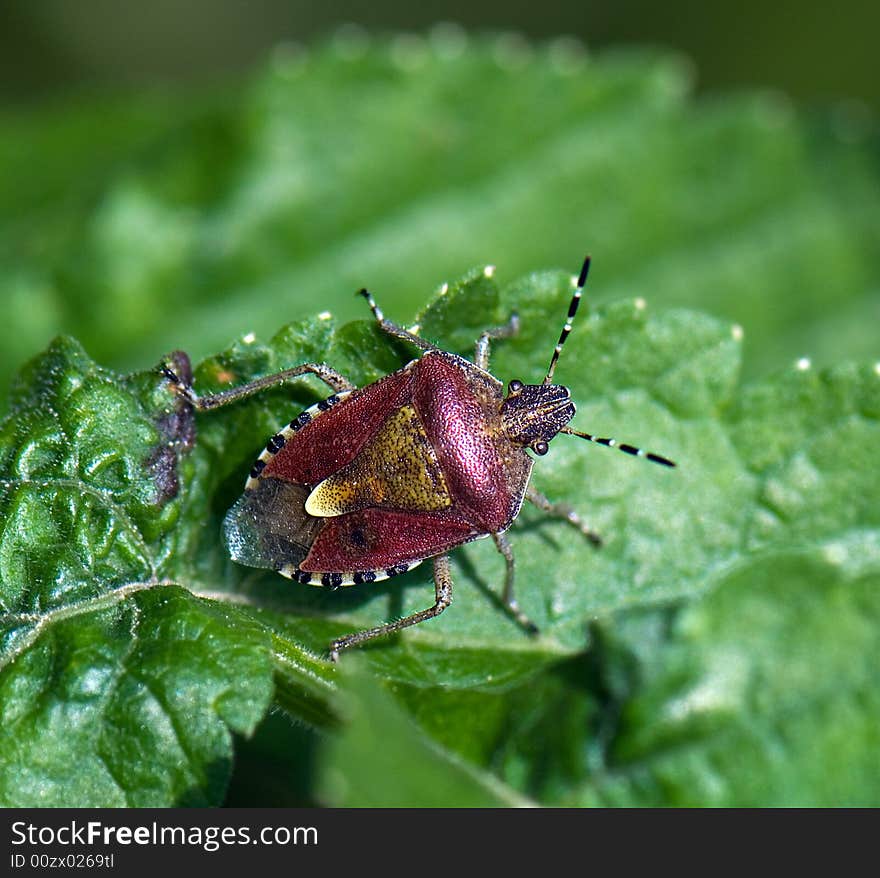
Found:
508,379 -> 524,395
533,440 -> 549,456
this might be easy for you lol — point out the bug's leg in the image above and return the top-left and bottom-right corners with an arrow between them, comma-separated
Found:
525,486 -> 603,547
474,313 -> 520,372
357,288 -> 440,354
492,532 -> 539,634
159,361 -> 356,412
328,554 -> 454,661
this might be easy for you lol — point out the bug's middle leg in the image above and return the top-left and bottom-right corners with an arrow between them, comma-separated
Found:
491,532 -> 539,634
526,486 -> 602,546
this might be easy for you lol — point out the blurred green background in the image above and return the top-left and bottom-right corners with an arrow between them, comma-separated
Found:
3,1 -> 878,108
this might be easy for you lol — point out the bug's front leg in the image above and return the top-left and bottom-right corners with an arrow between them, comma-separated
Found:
491,532 -> 539,635
525,486 -> 603,547
358,288 -> 440,353
160,360 -> 357,411
328,555 -> 454,661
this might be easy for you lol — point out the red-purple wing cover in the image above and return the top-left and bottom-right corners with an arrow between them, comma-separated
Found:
304,507 -> 479,571
262,365 -> 415,486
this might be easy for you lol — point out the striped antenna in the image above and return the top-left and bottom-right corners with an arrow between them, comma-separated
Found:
559,427 -> 676,467
544,256 -> 590,385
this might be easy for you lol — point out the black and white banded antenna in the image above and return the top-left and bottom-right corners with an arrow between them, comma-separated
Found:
559,427 -> 676,467
548,256 -> 676,468
543,256 -> 591,386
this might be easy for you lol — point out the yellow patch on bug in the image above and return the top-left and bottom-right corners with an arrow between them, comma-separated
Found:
305,405 -> 452,516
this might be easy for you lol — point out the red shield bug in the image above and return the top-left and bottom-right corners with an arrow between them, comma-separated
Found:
162,258 -> 675,660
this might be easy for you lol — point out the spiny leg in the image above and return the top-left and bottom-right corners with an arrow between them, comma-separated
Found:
474,313 -> 520,372
526,486 -> 603,547
328,554 -> 454,661
491,532 -> 539,635
160,361 -> 356,411
357,288 -> 439,353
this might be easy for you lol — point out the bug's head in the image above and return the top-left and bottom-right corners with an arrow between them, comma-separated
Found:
501,256 -> 677,468
501,380 -> 575,456
499,256 -> 589,456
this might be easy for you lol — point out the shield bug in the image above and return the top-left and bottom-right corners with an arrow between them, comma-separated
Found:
162,258 -> 675,660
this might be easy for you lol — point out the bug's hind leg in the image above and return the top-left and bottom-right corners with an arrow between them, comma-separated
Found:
328,554 -> 454,661
492,532 -> 539,635
526,486 -> 603,547
358,288 -> 439,354
474,313 -> 520,372
160,360 -> 356,411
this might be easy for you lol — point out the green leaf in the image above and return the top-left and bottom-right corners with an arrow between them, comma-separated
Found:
3,267 -> 878,806
0,340 -> 292,805
316,669 -> 532,807
6,253 -> 878,804
0,586 -> 273,807
572,551 -> 880,806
